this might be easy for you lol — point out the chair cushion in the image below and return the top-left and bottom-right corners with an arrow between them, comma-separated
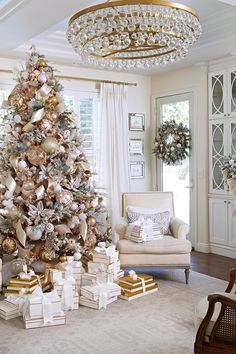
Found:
117,235 -> 192,254
194,292 -> 236,337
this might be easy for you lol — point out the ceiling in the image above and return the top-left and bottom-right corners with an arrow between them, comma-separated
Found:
0,0 -> 236,75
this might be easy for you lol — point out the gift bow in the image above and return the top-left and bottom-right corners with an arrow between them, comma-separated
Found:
94,244 -> 116,257
23,286 -> 59,324
129,271 -> 146,294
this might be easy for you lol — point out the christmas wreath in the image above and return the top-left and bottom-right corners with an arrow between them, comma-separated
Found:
153,120 -> 191,165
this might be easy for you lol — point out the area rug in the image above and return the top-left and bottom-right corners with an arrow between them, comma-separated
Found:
0,270 -> 228,354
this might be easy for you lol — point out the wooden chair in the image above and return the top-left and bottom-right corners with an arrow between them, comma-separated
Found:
194,268 -> 236,354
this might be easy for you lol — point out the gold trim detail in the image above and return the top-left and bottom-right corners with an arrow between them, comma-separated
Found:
69,0 -> 199,25
0,69 -> 137,87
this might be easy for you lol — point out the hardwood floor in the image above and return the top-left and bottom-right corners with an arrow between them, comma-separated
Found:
191,251 -> 236,281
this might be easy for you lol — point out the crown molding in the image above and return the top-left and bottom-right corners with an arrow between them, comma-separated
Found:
0,0 -> 30,23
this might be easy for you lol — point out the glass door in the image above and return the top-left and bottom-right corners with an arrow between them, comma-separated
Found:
156,93 -> 195,244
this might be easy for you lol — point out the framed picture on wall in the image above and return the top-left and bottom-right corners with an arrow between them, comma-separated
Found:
130,161 -> 145,179
129,113 -> 145,131
129,139 -> 144,155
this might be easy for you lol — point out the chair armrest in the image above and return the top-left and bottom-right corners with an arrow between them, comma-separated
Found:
225,268 -> 236,293
170,216 -> 189,239
114,218 -> 128,241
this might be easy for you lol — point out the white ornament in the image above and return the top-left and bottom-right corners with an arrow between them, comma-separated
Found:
59,146 -> 65,153
18,160 -> 27,170
73,252 -> 82,261
91,198 -> 98,208
70,202 -> 79,211
54,183 -> 62,193
38,72 -> 47,83
79,213 -> 87,221
26,226 -> 42,241
80,204 -> 86,210
14,115 -> 21,123
229,159 -> 234,165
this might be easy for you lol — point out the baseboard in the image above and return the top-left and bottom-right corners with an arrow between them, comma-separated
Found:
196,243 -> 211,253
209,244 -> 236,259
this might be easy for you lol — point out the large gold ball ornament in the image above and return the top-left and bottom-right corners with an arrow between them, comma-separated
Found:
57,190 -> 73,207
37,58 -> 47,68
41,137 -> 59,154
48,96 -> 58,106
59,254 -> 67,263
1,236 -> 18,254
87,216 -> 96,226
27,146 -> 46,166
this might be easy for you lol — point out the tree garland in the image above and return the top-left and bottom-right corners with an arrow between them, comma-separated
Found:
153,120 -> 191,165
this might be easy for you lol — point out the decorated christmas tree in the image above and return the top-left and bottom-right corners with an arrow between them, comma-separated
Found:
0,47 -> 111,268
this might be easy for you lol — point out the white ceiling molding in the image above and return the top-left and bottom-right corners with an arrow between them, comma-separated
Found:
217,0 -> 236,6
0,0 -> 30,22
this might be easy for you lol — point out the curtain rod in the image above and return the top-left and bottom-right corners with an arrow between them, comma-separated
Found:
0,69 -> 137,87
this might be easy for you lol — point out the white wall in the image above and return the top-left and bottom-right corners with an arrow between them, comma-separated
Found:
151,65 -> 209,250
0,57 -> 152,193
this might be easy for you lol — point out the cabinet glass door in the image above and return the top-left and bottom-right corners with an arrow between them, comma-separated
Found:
228,70 -> 236,117
210,122 -> 226,193
229,120 -> 236,155
209,72 -> 226,119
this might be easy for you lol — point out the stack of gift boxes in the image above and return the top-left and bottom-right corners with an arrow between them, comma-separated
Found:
80,244 -> 123,310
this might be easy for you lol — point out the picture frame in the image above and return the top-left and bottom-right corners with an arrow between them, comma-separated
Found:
129,113 -> 145,131
130,161 -> 145,179
129,139 -> 144,155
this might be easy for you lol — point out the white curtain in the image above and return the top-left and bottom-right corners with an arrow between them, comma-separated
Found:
99,83 -> 130,228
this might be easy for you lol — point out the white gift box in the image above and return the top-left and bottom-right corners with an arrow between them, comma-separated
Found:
88,261 -> 120,275
80,295 -> 117,310
0,300 -> 20,320
24,311 -> 66,329
81,282 -> 121,302
93,251 -> 119,265
26,290 -> 62,319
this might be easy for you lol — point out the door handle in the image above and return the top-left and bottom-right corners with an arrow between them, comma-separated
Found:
184,185 -> 193,189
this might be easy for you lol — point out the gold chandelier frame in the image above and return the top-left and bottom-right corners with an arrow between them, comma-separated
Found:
67,0 -> 200,66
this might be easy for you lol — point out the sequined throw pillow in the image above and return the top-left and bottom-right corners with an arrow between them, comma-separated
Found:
126,207 -> 171,235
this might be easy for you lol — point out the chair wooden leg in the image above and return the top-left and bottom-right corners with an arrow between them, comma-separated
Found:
185,268 -> 190,284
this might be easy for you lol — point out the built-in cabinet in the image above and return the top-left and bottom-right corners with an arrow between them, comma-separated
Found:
208,67 -> 236,257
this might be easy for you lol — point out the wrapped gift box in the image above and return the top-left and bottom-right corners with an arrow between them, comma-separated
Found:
26,290 -> 62,319
81,282 -> 121,302
53,282 -> 77,297
93,251 -> 119,265
0,300 -> 20,320
80,295 -> 117,310
4,274 -> 45,295
24,311 -> 65,329
88,261 -> 120,275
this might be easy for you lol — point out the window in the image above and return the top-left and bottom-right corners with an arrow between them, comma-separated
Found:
0,89 -> 11,144
64,91 -> 101,175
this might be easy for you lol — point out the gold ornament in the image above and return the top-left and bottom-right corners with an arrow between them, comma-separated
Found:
40,250 -> 54,262
87,216 -> 96,226
48,96 -> 58,106
9,94 -> 23,107
59,254 -> 67,263
27,146 -> 46,166
41,137 -> 59,154
57,190 -> 73,207
1,236 -> 18,254
37,58 -> 47,68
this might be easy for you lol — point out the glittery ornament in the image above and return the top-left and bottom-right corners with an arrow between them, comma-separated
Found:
22,178 -> 35,196
37,58 -> 47,68
41,137 -> 59,154
1,236 -> 18,254
40,250 -> 54,262
87,216 -> 96,226
40,119 -> 52,130
57,190 -> 73,206
59,254 -> 67,263
27,146 -> 46,166
48,96 -> 58,106
70,202 -> 78,211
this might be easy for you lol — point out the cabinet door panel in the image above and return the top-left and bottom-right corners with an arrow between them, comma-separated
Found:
209,199 -> 228,245
228,118 -> 236,156
228,69 -> 236,117
209,72 -> 227,119
209,121 -> 227,194
228,201 -> 236,247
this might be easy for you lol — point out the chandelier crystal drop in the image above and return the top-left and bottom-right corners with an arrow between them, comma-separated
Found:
67,0 -> 202,70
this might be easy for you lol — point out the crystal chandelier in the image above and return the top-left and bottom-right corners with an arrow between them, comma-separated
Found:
67,0 -> 202,70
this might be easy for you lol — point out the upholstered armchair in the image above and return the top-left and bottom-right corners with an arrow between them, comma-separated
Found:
194,268 -> 236,354
115,192 -> 191,284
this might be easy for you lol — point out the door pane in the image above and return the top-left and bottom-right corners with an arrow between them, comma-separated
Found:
161,100 -> 190,224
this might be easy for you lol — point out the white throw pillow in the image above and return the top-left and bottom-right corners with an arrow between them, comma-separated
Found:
126,206 -> 171,235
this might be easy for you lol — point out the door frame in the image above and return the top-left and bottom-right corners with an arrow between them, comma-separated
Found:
151,89 -> 198,248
